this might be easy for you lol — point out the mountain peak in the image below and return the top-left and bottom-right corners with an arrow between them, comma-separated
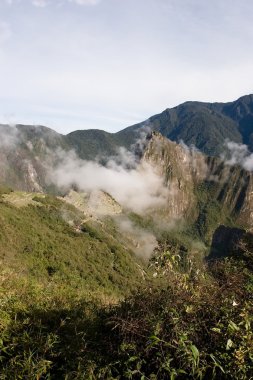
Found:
236,93 -> 253,103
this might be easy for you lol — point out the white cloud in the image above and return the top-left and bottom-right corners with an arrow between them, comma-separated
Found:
0,124 -> 19,149
222,140 -> 253,171
49,148 -> 169,215
116,216 -> 157,259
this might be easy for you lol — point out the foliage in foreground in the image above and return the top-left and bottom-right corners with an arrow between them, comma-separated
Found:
0,251 -> 253,379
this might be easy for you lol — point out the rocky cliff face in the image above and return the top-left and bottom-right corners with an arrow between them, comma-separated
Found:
0,124 -> 67,192
204,156 -> 253,226
142,132 -> 253,229
0,145 -> 46,192
142,132 -> 205,220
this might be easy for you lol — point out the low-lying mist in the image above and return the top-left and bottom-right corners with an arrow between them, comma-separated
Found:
0,124 -> 19,149
116,216 -> 158,260
222,140 -> 253,171
49,144 -> 169,215
47,131 -> 170,259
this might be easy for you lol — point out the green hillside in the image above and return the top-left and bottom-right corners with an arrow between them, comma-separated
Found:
1,210 -> 252,378
66,129 -> 122,161
0,180 -> 252,378
0,188 -> 144,300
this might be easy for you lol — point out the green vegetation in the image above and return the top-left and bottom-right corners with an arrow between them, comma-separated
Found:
66,129 -> 124,161
0,244 -> 252,379
0,193 -> 144,299
0,186 -> 13,195
193,182 -> 236,243
88,256 -> 253,379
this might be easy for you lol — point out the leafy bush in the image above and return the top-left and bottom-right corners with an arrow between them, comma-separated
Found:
85,254 -> 253,379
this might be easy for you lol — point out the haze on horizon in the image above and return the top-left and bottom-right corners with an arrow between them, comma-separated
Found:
0,0 -> 253,134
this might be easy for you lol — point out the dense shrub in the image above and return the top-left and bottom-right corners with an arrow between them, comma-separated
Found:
0,252 -> 252,379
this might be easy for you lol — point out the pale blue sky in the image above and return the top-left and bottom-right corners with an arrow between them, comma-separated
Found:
0,0 -> 253,134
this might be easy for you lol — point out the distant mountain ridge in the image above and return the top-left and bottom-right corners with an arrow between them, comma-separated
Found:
115,94 -> 253,156
55,93 -> 253,159
63,94 -> 253,159
0,93 -> 253,195
1,94 -> 253,161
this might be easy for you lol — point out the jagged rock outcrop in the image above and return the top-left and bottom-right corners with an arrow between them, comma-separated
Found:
142,132 -> 206,219
143,132 -> 253,228
0,124 -> 66,192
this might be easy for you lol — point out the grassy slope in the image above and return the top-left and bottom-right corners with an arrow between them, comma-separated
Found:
0,190 -> 147,378
0,191 -> 144,300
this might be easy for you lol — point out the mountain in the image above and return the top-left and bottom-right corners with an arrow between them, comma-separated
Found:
142,132 -> 253,240
1,108 -> 253,378
1,94 -> 253,248
27,93 -> 250,161
0,93 -> 251,194
115,94 -> 253,156
1,184 -> 253,379
66,129 -> 123,161
1,122 -> 253,238
0,124 -> 67,192
61,94 -> 253,159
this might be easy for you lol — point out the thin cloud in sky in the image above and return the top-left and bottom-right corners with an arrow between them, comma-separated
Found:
0,21 -> 11,43
68,0 -> 101,5
31,0 -> 48,7
3,0 -> 101,6
0,0 -> 252,133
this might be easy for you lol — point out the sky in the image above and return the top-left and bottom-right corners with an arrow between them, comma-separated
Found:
0,0 -> 253,134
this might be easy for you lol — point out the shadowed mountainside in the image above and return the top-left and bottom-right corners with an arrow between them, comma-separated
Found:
115,94 -> 253,156
66,94 -> 253,158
